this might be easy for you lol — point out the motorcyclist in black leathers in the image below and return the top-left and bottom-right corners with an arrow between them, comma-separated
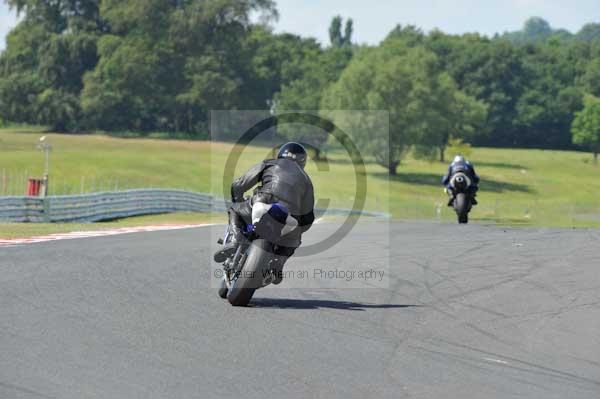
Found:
213,142 -> 315,284
442,155 -> 480,206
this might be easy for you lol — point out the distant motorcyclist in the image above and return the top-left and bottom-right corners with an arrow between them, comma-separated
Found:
442,155 -> 479,206
213,142 -> 315,284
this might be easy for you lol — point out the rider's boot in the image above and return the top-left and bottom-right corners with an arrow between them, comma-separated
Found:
270,257 -> 287,285
213,211 -> 244,263
471,187 -> 478,205
269,247 -> 295,285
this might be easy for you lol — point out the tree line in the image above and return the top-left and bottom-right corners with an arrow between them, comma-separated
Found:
1,1 -> 600,172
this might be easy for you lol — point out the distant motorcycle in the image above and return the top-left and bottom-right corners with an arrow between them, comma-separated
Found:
216,201 -> 298,306
447,172 -> 473,224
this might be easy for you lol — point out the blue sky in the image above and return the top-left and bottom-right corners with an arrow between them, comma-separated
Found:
1,0 -> 599,49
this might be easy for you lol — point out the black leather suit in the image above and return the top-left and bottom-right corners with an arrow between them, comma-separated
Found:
229,158 -> 315,249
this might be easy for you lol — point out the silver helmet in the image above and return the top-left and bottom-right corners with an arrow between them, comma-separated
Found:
453,155 -> 465,164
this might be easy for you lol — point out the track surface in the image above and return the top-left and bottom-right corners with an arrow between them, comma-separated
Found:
1,222 -> 599,398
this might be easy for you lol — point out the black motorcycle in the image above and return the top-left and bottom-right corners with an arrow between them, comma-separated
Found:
447,172 -> 473,224
216,201 -> 298,306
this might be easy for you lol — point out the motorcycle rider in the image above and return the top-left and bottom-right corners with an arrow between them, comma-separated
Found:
213,142 -> 315,284
442,155 -> 480,206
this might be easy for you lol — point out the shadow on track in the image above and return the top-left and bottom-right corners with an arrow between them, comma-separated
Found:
476,161 -> 528,170
251,298 -> 419,311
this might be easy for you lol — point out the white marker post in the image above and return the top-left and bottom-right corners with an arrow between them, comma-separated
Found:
37,136 -> 52,197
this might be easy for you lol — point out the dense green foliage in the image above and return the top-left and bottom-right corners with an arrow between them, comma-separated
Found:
501,17 -> 600,44
572,94 -> 600,163
322,37 -> 488,173
1,3 -> 600,169
1,0 -> 281,134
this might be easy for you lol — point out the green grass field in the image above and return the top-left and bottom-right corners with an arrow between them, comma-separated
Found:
1,126 -> 600,238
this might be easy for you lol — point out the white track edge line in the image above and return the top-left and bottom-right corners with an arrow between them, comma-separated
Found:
0,224 -> 217,248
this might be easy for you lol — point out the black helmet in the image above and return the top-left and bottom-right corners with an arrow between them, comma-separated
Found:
277,142 -> 307,168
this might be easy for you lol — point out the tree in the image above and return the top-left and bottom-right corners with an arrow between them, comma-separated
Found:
577,23 -> 600,42
0,0 -> 103,131
328,15 -> 352,48
245,29 -> 322,110
0,71 -> 43,125
513,40 -> 583,148
572,94 -> 600,164
321,44 -> 407,174
324,39 -> 466,174
579,58 -> 600,97
81,34 -> 167,132
523,17 -> 553,41
425,80 -> 488,162
502,17 -> 557,44
329,16 -> 342,47
80,0 -> 277,134
5,0 -> 105,33
423,34 -> 528,147
343,19 -> 353,47
1,0 -> 278,134
275,45 -> 353,159
36,88 -> 80,131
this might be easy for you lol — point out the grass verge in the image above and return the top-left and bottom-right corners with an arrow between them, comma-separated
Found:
2,126 -> 600,229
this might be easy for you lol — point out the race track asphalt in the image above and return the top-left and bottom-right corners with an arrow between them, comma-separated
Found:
1,221 -> 599,398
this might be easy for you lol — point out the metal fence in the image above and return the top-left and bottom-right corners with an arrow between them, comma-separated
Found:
0,196 -> 46,223
0,190 -> 217,223
0,189 -> 389,223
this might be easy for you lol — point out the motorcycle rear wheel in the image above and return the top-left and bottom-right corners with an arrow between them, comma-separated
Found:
227,239 -> 272,306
